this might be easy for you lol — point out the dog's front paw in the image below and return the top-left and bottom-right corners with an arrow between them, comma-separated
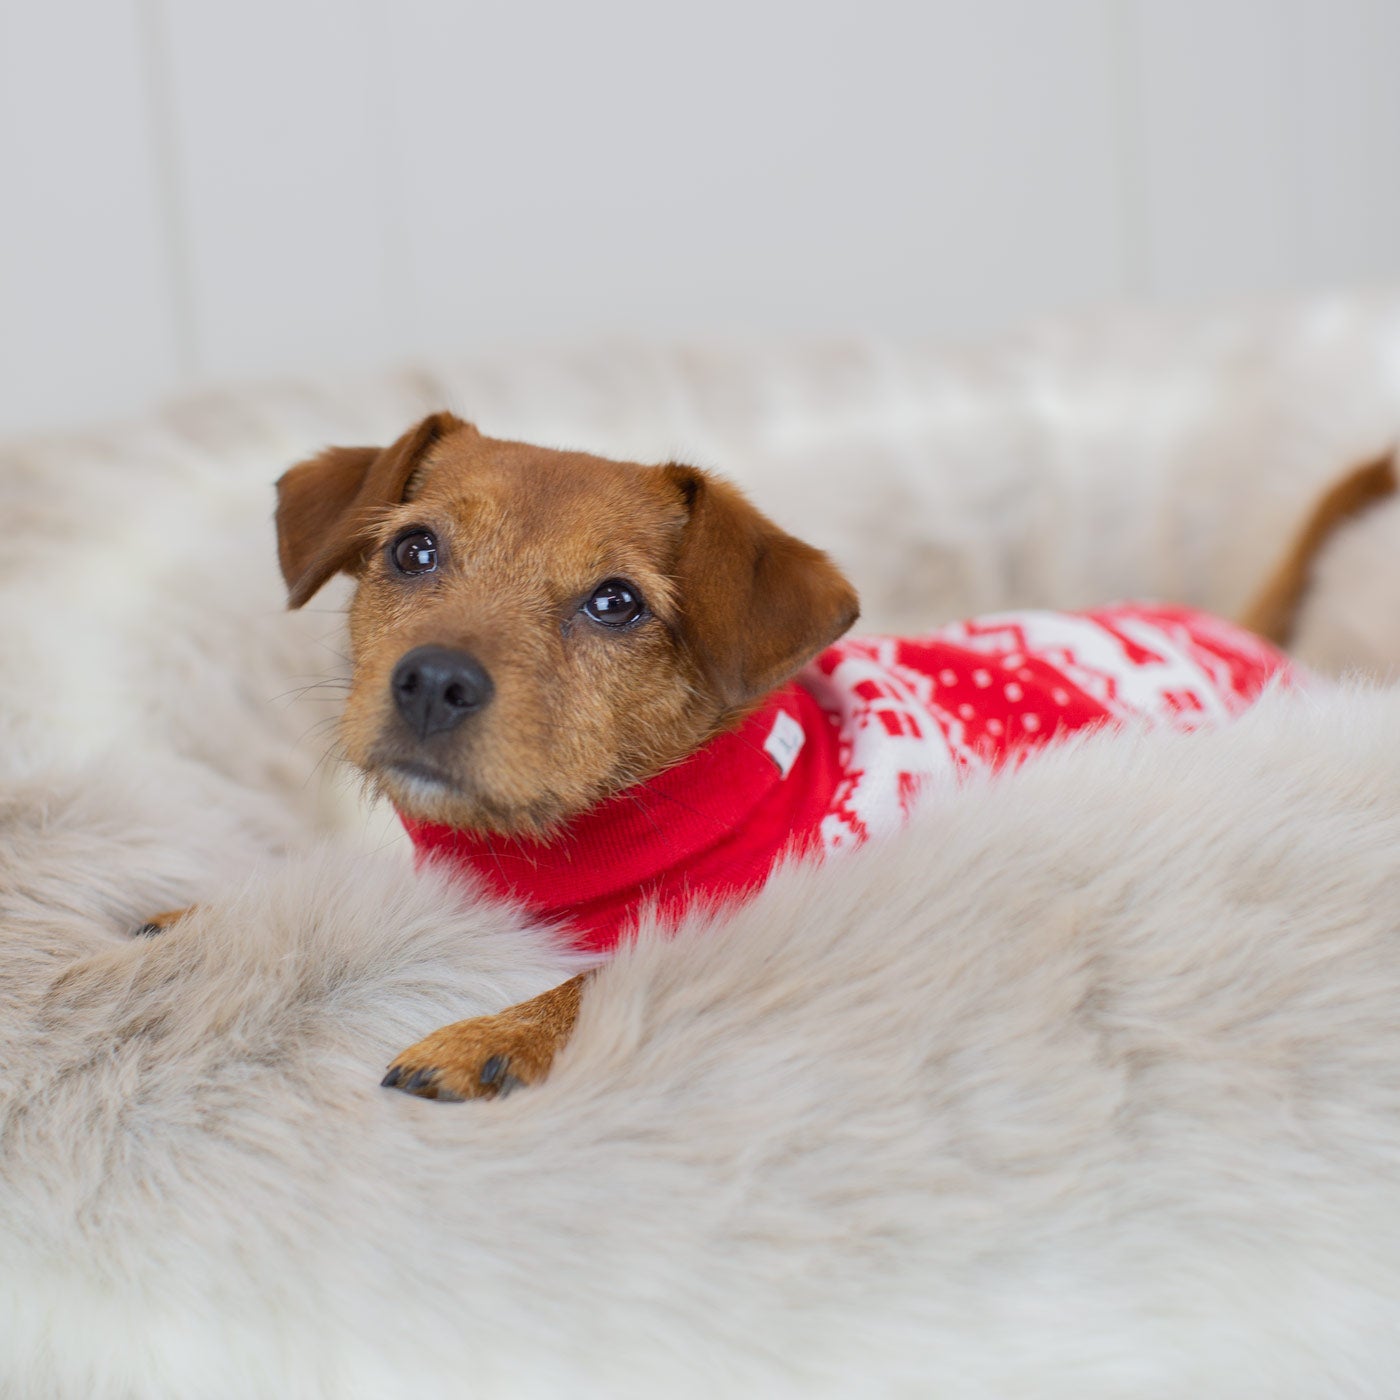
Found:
380,974 -> 587,1103
381,1016 -> 544,1101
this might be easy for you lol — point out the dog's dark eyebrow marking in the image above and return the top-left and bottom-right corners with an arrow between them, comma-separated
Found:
672,468 -> 702,510
401,458 -> 437,503
399,419 -> 459,502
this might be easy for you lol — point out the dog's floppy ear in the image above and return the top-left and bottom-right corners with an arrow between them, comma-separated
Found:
275,412 -> 470,608
663,464 -> 859,709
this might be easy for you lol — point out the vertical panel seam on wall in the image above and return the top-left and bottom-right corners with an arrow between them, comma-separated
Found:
134,0 -> 200,381
368,0 -> 411,363
1279,0 -> 1313,281
1104,0 -> 1151,299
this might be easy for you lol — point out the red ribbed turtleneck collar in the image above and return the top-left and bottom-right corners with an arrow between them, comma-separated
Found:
400,682 -> 842,953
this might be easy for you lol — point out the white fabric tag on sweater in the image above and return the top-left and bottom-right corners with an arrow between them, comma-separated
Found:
763,708 -> 805,778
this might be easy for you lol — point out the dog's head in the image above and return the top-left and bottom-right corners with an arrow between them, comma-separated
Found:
276,412 -> 858,835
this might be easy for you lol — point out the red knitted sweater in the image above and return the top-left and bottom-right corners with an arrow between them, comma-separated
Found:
404,604 -> 1292,952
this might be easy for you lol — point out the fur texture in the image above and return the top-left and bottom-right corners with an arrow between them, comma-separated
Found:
8,694 -> 1400,1396
5,299 -> 1400,1394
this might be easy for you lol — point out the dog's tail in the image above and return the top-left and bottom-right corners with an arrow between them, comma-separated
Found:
1238,450 -> 1398,648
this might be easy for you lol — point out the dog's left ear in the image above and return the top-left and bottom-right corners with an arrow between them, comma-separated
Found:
275,412 -> 470,608
663,464 -> 859,710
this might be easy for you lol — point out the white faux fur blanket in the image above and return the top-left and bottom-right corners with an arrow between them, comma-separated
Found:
5,297 -> 1400,1397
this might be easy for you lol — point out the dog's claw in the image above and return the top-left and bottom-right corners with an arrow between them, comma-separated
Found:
479,1056 -> 524,1097
383,1064 -> 453,1098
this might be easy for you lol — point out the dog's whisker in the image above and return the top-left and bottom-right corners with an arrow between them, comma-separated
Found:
614,785 -> 714,843
295,714 -> 345,745
633,784 -> 727,829
309,632 -> 354,662
270,680 -> 352,706
299,731 -> 353,791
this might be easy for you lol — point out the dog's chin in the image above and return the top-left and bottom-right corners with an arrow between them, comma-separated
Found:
368,756 -> 574,837
376,759 -> 466,816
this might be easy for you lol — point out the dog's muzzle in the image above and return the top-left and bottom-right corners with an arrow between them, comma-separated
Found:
391,645 -> 494,739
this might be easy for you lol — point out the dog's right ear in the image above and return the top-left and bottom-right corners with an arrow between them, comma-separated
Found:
663,464 -> 859,711
275,412 -> 470,608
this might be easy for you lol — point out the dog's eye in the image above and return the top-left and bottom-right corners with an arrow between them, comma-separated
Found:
582,579 -> 644,628
390,529 -> 438,576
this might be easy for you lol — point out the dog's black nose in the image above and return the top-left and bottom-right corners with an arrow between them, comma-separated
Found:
391,645 -> 494,739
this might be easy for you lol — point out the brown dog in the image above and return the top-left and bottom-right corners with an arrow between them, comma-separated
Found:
256,412 -> 1397,1102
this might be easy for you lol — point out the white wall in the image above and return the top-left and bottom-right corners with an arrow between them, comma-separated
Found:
3,0 -> 1399,438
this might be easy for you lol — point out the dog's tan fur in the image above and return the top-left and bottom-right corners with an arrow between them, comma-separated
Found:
268,421 -> 1395,1102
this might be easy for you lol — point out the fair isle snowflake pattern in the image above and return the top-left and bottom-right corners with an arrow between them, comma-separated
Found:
800,604 -> 1293,852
